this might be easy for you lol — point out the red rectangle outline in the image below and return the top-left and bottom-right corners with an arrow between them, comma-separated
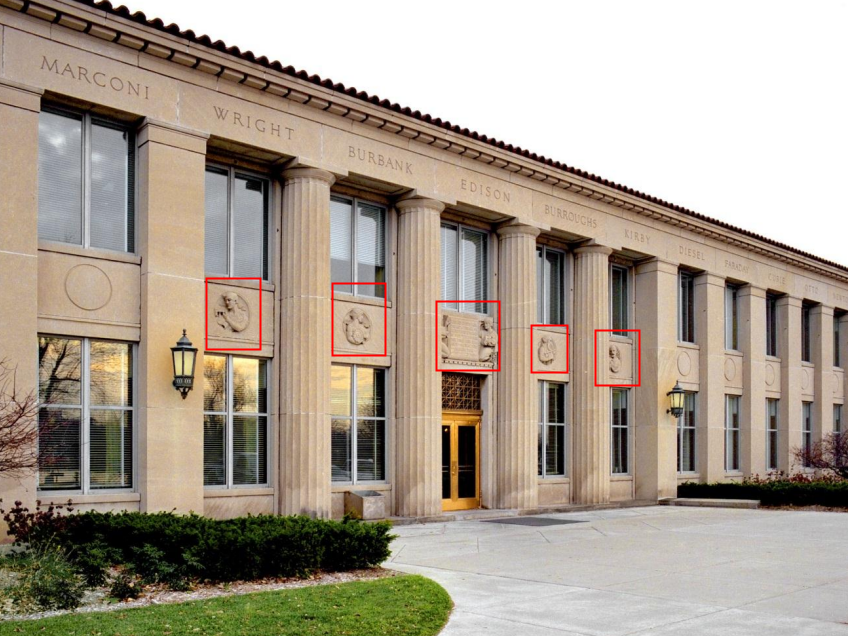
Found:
530,324 -> 569,374
205,277 -> 263,352
594,329 -> 641,387
435,300 -> 501,373
331,283 -> 388,357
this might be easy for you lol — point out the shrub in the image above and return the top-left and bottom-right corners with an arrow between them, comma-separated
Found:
678,475 -> 848,507
109,572 -> 141,601
10,543 -> 85,611
71,541 -> 113,587
0,499 -> 74,546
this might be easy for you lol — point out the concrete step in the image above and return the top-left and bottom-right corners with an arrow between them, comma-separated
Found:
660,497 -> 760,509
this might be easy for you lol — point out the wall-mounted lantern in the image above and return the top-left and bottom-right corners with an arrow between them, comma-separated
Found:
666,381 -> 685,418
171,329 -> 197,399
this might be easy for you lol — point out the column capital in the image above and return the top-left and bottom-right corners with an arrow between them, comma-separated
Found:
280,167 -> 335,187
395,195 -> 445,214
573,243 -> 613,257
738,284 -> 767,299
138,118 -> 209,154
694,272 -> 726,287
496,221 -> 541,239
776,295 -> 804,309
810,303 -> 835,317
635,258 -> 678,276
0,78 -> 42,112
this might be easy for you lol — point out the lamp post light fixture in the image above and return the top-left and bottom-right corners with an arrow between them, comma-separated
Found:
171,329 -> 198,399
666,381 -> 685,418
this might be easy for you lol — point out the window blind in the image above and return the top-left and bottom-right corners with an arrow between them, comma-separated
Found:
89,122 -> 131,252
38,111 -> 83,245
356,202 -> 386,297
233,174 -> 267,278
461,228 -> 487,312
441,224 -> 458,310
204,168 -> 229,276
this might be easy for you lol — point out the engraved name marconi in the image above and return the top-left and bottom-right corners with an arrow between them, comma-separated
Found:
348,146 -> 412,174
41,56 -> 150,99
214,106 -> 293,139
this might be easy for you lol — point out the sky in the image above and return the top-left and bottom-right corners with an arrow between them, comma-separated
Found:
121,0 -> 848,266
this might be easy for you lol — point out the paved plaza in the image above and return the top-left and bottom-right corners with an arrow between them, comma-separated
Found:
388,506 -> 848,635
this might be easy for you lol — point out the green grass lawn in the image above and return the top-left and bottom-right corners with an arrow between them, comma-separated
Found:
0,574 -> 451,636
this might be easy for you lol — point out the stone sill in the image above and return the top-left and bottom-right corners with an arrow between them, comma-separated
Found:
677,341 -> 700,351
538,477 -> 570,485
39,492 -> 140,505
611,475 -> 633,481
204,487 -> 274,498
610,334 -> 633,344
331,483 -> 391,493
766,355 -> 782,363
208,277 -> 275,292
725,350 -> 744,358
333,292 -> 392,309
38,240 -> 141,265
802,361 -> 815,368
677,473 -> 700,480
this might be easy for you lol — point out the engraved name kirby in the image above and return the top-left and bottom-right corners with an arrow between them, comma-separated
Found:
214,106 -> 294,139
624,228 -> 650,245
41,56 -> 150,99
348,146 -> 412,174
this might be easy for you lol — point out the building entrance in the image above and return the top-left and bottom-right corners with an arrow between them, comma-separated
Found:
441,412 -> 480,511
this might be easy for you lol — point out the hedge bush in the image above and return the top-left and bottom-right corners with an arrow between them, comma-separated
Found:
678,478 -> 848,507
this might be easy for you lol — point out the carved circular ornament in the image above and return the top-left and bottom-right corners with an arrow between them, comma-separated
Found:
765,364 -> 776,387
802,368 -> 811,391
609,344 -> 622,374
343,308 -> 371,345
65,264 -> 112,311
724,357 -> 736,382
834,373 -> 840,395
538,336 -> 556,366
677,351 -> 691,377
215,292 -> 250,332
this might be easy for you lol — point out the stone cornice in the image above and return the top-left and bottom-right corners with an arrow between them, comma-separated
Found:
4,0 -> 848,285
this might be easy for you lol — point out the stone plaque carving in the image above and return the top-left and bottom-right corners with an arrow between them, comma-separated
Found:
724,357 -> 736,382
479,317 -> 497,363
215,292 -> 250,332
440,315 -> 452,360
765,364 -> 776,387
677,350 -> 691,377
343,308 -> 371,346
65,263 -> 112,311
609,344 -> 622,374
802,368 -> 811,391
538,336 -> 556,366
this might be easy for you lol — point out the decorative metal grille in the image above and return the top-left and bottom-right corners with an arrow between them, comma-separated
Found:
442,373 -> 481,411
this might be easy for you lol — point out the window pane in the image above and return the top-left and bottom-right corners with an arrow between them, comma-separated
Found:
233,415 -> 267,485
331,198 -> 353,294
538,422 -> 544,476
331,418 -> 351,482
38,408 -> 81,490
204,168 -> 229,275
356,418 -> 385,481
89,409 -> 132,489
89,341 -> 132,407
38,337 -> 81,405
233,174 -> 267,278
612,267 -> 628,333
536,248 -> 544,322
356,367 -> 385,418
461,228 -> 487,312
203,414 -> 226,486
547,383 -> 565,424
545,425 -> 565,476
331,365 -> 352,416
545,250 -> 563,324
441,224 -> 458,310
203,355 -> 227,412
233,358 -> 266,413
38,111 -> 82,245
89,122 -> 131,252
356,203 -> 386,297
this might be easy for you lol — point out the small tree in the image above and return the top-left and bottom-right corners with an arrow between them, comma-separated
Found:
0,360 -> 40,478
794,432 -> 848,480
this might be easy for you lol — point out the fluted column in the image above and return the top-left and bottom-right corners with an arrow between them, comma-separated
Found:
740,286 -> 767,476
279,168 -> 335,518
572,244 -> 613,504
395,196 -> 444,518
496,223 -> 540,510
812,304 -> 834,439
777,296 -> 803,472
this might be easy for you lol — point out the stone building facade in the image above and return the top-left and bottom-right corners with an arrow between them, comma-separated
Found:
1,0 -> 847,522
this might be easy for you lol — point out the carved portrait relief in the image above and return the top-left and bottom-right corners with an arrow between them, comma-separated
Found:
343,308 -> 371,346
609,344 -> 622,374
538,336 -> 556,365
215,292 -> 250,333
440,315 -> 452,360
478,317 -> 497,363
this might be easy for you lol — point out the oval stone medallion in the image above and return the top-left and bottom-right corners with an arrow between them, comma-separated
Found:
65,264 -> 112,311
765,364 -> 776,387
677,351 -> 691,377
724,357 -> 736,382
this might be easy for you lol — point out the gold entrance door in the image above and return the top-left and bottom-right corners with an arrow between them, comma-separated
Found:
441,412 -> 481,511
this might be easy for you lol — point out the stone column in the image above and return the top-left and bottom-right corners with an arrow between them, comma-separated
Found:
137,120 -> 208,513
812,305 -> 834,438
394,196 -> 444,518
777,296 -> 803,471
572,244 -> 613,504
634,259 -> 678,500
279,168 -> 335,518
695,273 -> 726,482
0,80 -> 42,523
841,313 -> 848,416
739,286 -> 766,476
496,223 -> 540,510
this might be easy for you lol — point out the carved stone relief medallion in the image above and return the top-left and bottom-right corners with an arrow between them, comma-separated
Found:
724,357 -> 736,382
765,364 -> 776,387
677,350 -> 691,377
538,336 -> 556,365
65,263 -> 112,311
478,316 -> 497,362
609,344 -> 622,374
440,315 -> 451,360
215,291 -> 250,333
343,308 -> 371,345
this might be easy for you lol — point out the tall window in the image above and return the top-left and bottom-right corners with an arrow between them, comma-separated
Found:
330,196 -> 386,298
38,109 -> 135,252
678,272 -> 695,343
802,402 -> 813,467
538,382 -> 566,477
725,284 -> 739,350
801,303 -> 812,363
611,389 -> 630,474
725,395 -> 740,471
441,223 -> 488,313
677,392 -> 696,473
611,265 -> 629,335
331,365 -> 386,483
204,166 -> 270,279
835,315 -> 843,368
38,337 -> 134,492
203,355 -> 268,487
833,404 -> 843,434
537,246 -> 565,324
766,294 -> 778,357
766,398 -> 779,471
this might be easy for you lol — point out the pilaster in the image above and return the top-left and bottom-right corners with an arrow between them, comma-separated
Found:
137,119 -> 209,514
394,196 -> 444,518
812,304 -> 834,438
739,285 -> 766,476
634,259 -> 678,500
279,167 -> 335,518
572,243 -> 613,504
496,223 -> 540,510
695,273 -> 726,482
777,296 -> 803,472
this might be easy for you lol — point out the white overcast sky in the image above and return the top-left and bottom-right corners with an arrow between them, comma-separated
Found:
122,0 -> 848,266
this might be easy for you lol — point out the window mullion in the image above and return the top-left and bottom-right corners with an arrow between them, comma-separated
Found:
82,115 -> 91,249
351,365 -> 358,484
351,200 -> 358,292
82,339 -> 91,494
228,168 -> 235,277
541,382 -> 548,478
226,357 -> 234,488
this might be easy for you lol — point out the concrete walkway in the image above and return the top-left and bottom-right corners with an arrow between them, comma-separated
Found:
387,506 -> 848,635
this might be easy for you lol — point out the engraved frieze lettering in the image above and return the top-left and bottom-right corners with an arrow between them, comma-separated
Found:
538,336 -> 556,365
348,145 -> 412,174
805,284 -> 820,296
609,344 -> 622,374
725,259 -> 749,275
543,203 -> 598,229
679,244 -> 706,261
215,292 -> 250,333
768,272 -> 787,286
343,308 -> 371,346
41,56 -> 150,99
478,317 -> 497,362
834,291 -> 848,305
213,106 -> 294,140
461,179 -> 510,203
624,228 -> 650,245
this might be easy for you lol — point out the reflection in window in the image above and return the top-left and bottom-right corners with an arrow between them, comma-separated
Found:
538,382 -> 566,477
331,365 -> 385,483
330,197 -> 386,298
441,223 -> 488,313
